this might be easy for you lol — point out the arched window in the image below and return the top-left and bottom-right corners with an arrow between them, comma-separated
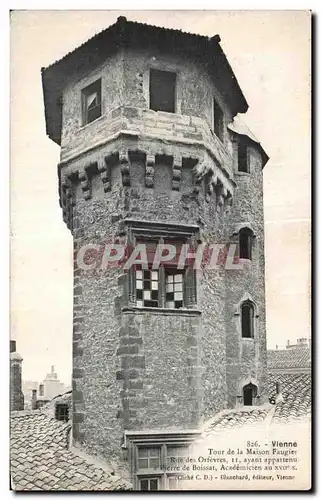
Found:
243,383 -> 257,406
239,228 -> 253,260
241,301 -> 254,338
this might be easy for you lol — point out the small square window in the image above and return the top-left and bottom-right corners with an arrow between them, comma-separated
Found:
150,69 -> 176,113
82,79 -> 102,125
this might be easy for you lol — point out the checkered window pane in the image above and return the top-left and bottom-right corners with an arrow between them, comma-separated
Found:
136,269 -> 159,308
165,272 -> 184,309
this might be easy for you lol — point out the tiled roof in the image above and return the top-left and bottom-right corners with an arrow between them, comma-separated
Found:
268,372 -> 311,424
267,347 -> 311,370
202,407 -> 270,435
202,371 -> 311,434
10,411 -> 132,491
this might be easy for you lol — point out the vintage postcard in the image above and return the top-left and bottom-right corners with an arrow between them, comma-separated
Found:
10,10 -> 311,491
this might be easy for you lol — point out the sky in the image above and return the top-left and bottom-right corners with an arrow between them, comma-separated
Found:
10,10 -> 311,385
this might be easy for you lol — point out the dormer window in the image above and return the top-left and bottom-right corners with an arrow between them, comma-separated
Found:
238,142 -> 249,172
149,69 -> 176,113
213,98 -> 224,141
82,79 -> 102,125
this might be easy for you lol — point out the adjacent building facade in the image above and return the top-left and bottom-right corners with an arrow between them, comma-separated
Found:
42,17 -> 269,489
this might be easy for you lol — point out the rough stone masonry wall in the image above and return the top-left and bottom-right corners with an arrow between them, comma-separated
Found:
59,47 -> 263,466
61,51 -> 125,158
70,152 -> 229,466
60,48 -> 235,163
224,145 -> 268,408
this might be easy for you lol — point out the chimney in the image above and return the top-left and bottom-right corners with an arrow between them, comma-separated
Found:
10,341 -> 24,411
51,365 -> 55,374
276,345 -> 278,350
31,389 -> 37,410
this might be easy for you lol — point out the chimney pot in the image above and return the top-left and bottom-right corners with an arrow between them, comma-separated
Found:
10,340 -> 16,353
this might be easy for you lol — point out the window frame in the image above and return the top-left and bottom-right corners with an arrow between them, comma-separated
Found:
238,141 -> 249,173
132,441 -> 191,491
138,476 -> 161,491
81,78 -> 102,126
125,220 -> 199,310
55,403 -> 69,422
239,228 -> 253,260
241,300 -> 255,339
149,68 -> 177,114
134,263 -> 193,310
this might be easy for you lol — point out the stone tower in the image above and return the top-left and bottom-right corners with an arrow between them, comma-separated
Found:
10,340 -> 24,411
42,17 -> 268,487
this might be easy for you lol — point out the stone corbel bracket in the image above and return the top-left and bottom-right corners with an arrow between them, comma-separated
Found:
193,148 -> 235,200
172,153 -> 183,191
60,174 -> 75,230
119,149 -> 131,187
145,153 -> 155,188
78,166 -> 91,201
97,156 -> 111,193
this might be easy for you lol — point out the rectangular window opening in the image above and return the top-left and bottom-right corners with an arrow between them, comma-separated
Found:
82,79 -> 102,125
132,237 -> 197,309
136,268 -> 159,308
213,98 -> 224,141
150,69 -> 176,113
134,442 -> 191,491
55,403 -> 69,422
139,478 -> 159,491
165,270 -> 184,309
137,447 -> 161,471
238,142 -> 249,173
